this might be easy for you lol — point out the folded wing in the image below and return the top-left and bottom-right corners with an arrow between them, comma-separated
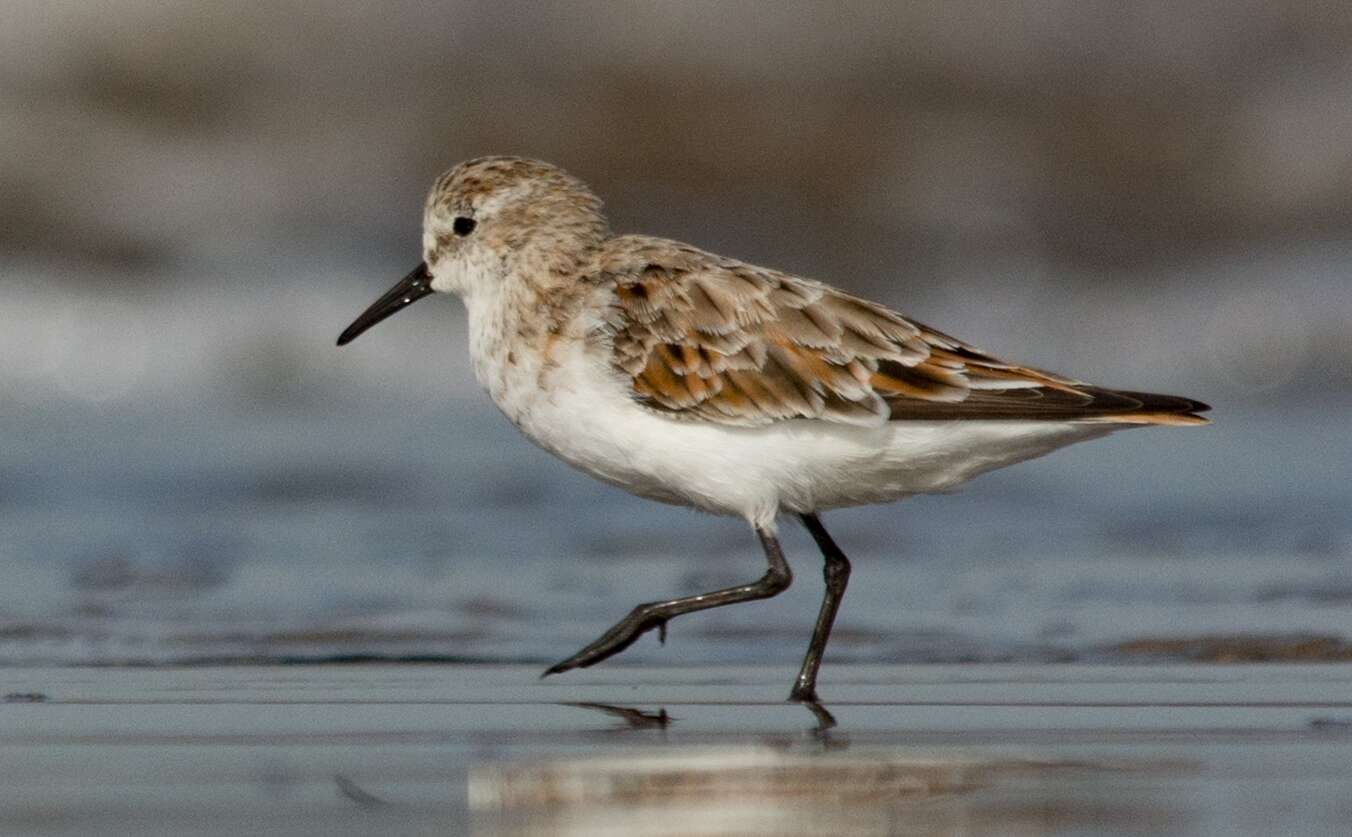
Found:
598,237 -> 1210,428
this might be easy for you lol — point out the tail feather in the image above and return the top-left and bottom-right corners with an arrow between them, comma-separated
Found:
884,385 -> 1211,424
1081,389 -> 1211,426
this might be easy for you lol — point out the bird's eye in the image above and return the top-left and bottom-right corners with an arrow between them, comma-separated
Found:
453,217 -> 476,236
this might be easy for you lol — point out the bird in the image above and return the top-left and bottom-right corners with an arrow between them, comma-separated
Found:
336,156 -> 1209,703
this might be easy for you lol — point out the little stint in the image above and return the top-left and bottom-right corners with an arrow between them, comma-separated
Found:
338,156 -> 1209,702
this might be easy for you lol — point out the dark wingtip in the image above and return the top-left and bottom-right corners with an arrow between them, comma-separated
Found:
1125,391 -> 1213,416
1079,389 -> 1213,426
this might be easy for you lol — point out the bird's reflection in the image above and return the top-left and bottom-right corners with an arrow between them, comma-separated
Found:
472,690 -> 1196,836
569,702 -> 674,730
569,699 -> 842,740
470,740 -> 1178,837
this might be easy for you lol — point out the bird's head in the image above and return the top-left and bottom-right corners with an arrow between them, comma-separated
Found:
338,156 -> 607,346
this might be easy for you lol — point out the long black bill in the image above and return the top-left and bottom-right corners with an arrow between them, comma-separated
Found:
336,262 -> 434,346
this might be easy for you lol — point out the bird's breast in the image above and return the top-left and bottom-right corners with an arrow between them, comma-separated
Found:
464,284 -> 607,430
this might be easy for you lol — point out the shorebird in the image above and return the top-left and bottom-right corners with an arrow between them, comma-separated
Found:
337,156 -> 1209,703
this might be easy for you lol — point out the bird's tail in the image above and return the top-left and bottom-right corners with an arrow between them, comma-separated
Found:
1078,390 -> 1211,426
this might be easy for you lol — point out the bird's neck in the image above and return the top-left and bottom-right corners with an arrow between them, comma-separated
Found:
461,270 -> 589,411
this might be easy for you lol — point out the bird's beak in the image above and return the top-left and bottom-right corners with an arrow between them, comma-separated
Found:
336,262 -> 434,346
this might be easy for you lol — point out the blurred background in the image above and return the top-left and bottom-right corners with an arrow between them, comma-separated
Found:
2,1 -> 1349,667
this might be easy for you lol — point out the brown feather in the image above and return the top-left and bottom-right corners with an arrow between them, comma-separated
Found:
596,235 -> 1210,428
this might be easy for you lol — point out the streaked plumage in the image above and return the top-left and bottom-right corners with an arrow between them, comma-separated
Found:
337,156 -> 1210,703
600,235 -> 1207,427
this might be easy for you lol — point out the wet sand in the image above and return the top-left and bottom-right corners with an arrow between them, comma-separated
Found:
1,664 -> 1350,835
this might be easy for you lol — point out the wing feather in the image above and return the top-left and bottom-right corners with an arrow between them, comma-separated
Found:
599,236 -> 1210,427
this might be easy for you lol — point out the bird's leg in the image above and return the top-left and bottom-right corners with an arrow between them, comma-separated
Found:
789,513 -> 852,704
543,526 -> 793,676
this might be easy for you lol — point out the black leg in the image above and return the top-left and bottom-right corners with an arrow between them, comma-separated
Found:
789,512 -> 852,703
544,526 -> 793,676
802,698 -> 838,733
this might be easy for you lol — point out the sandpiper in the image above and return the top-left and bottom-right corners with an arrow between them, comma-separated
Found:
337,156 -> 1209,703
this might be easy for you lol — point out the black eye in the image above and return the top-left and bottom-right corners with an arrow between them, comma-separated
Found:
453,216 -> 476,236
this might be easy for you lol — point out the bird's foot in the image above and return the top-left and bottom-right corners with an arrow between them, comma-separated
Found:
799,699 -> 837,733
542,604 -> 669,677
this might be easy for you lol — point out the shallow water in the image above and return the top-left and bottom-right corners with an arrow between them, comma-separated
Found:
1,664 -> 1350,836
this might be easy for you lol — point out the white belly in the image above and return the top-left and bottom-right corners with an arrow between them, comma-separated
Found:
489,340 -> 1117,530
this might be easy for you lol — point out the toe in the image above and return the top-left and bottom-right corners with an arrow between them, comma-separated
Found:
543,656 -> 581,677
